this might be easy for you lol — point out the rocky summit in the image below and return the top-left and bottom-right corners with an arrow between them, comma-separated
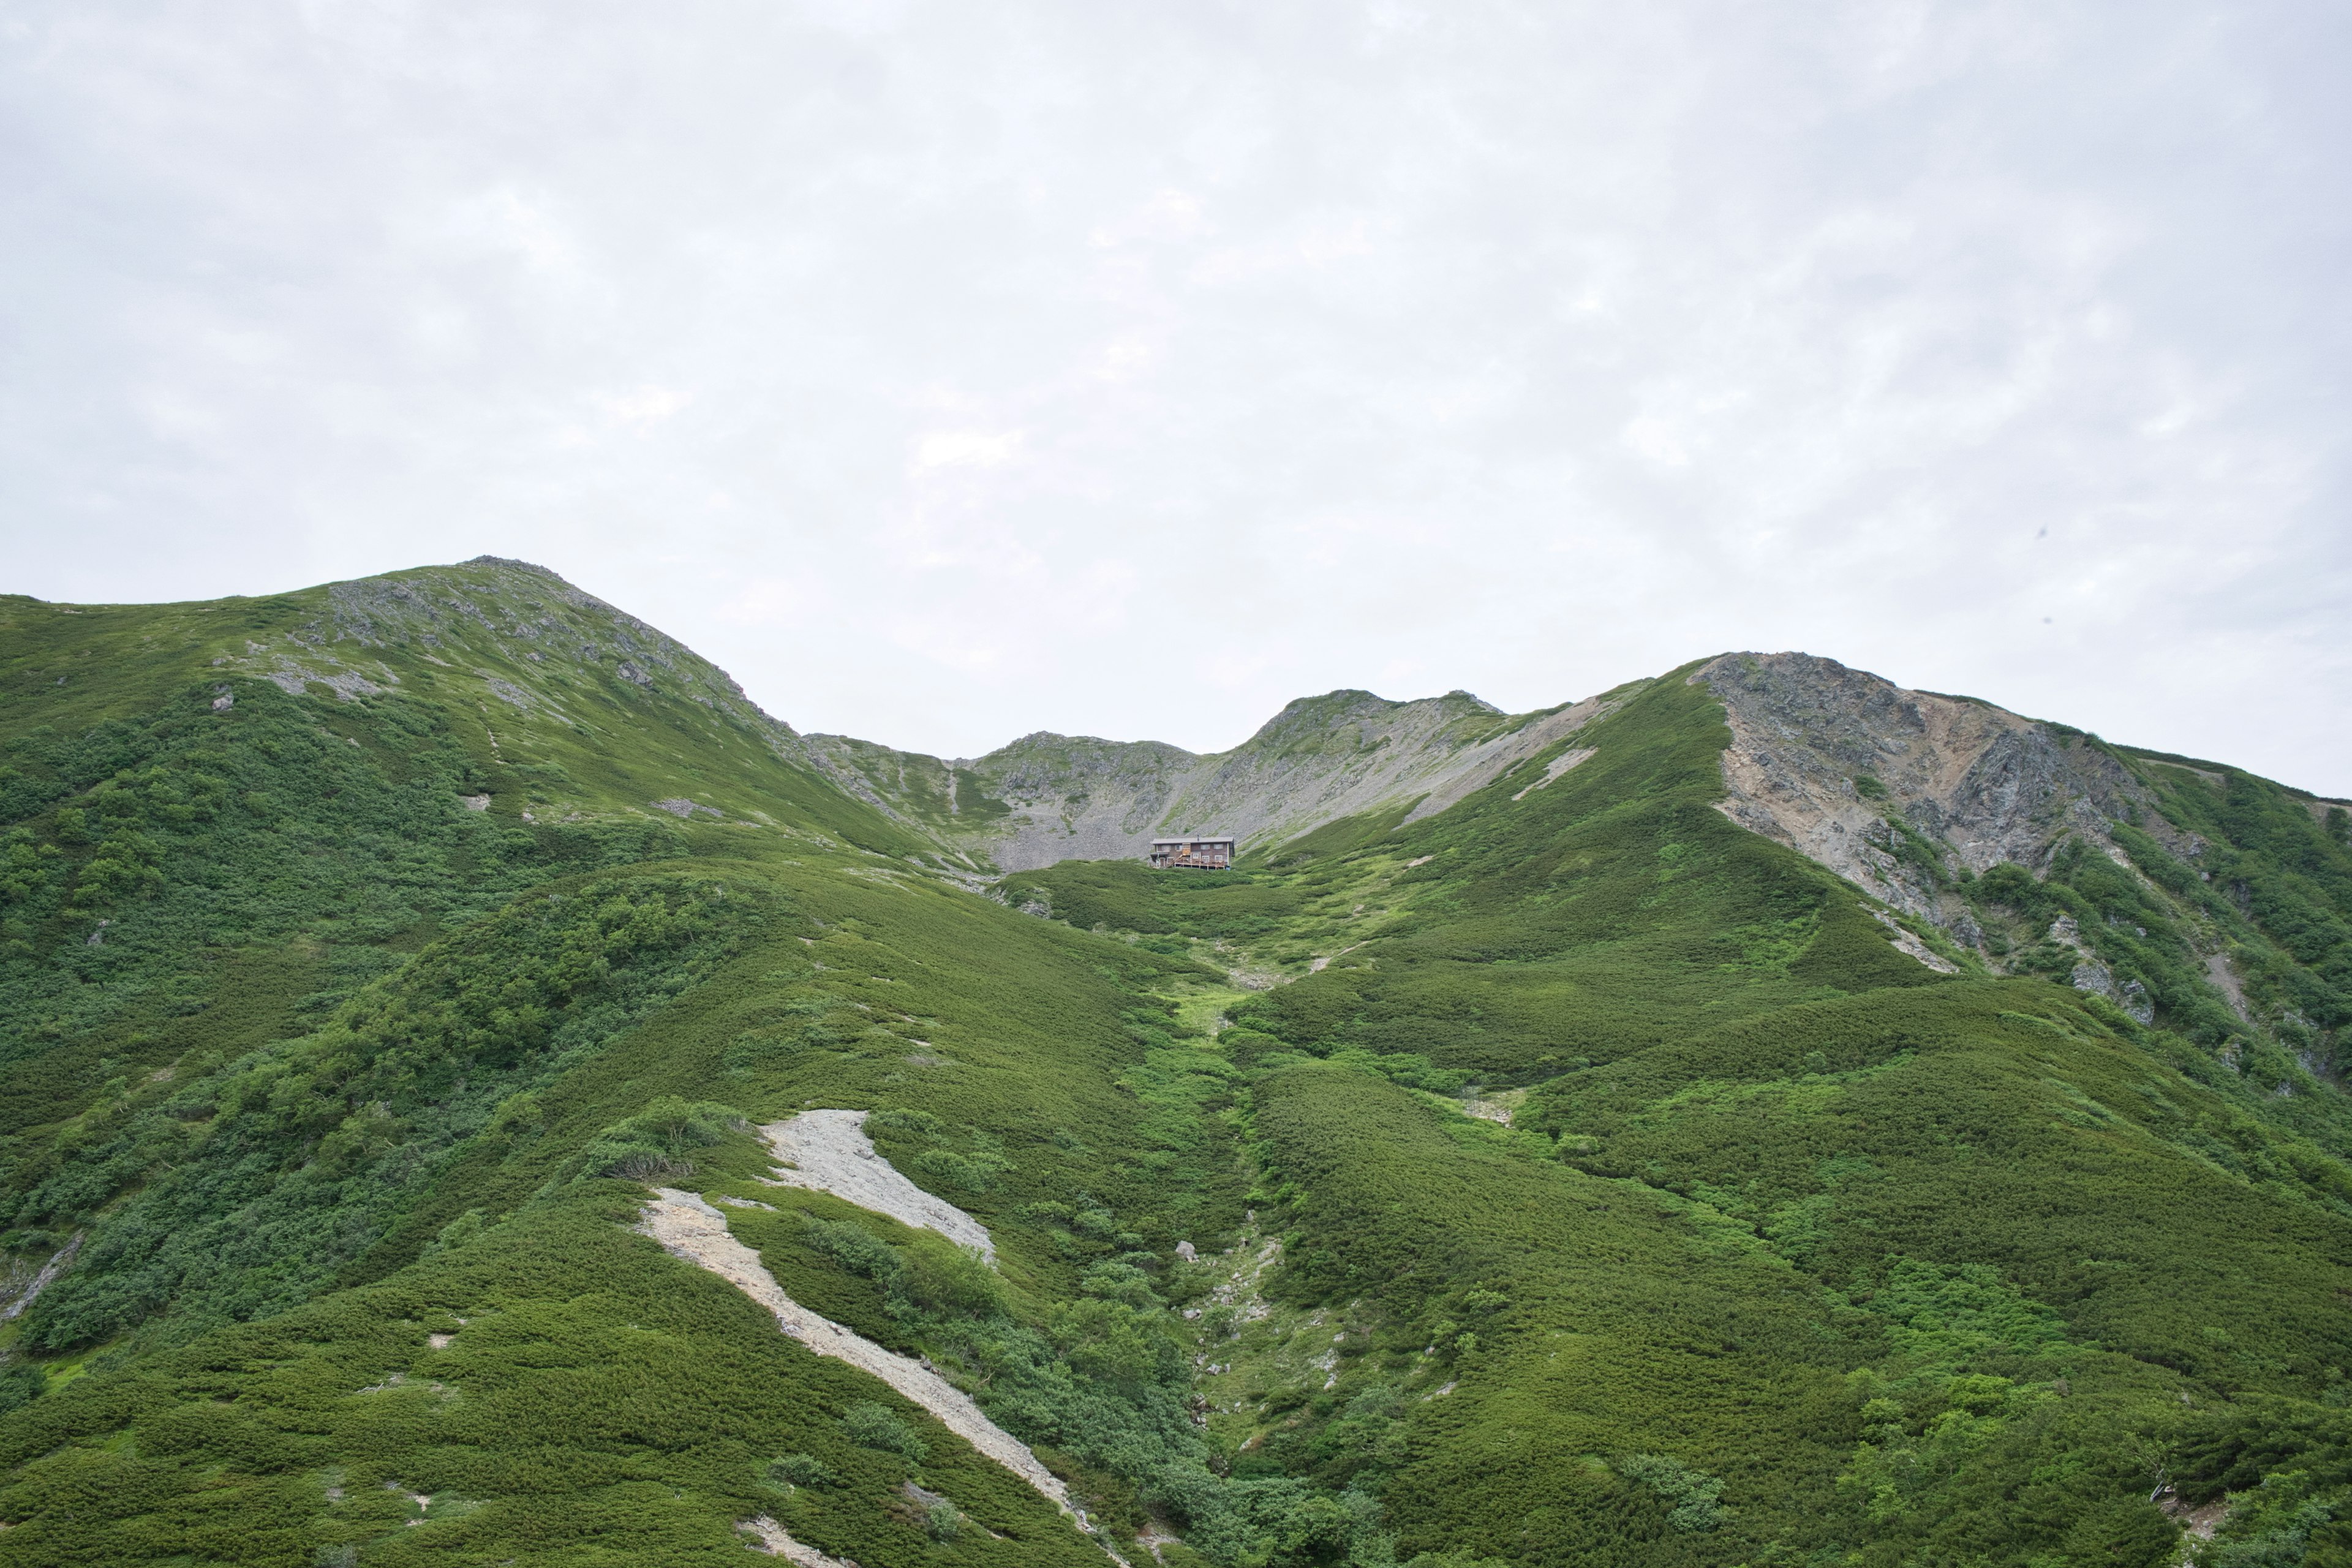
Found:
0,557 -> 2347,1568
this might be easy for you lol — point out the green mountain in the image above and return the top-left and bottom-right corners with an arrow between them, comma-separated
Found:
1,556 -> 2349,1568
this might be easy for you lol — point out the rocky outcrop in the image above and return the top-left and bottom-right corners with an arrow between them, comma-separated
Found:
740,1517 -> 856,1565
0,1234 -> 79,1321
1693,652 -> 2184,935
2046,914 -> 2156,1022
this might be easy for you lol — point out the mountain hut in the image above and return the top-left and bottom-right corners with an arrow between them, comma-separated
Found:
1148,835 -> 1235,870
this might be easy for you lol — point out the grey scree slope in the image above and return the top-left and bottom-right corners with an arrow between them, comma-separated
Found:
801,687 -> 1615,872
758,1109 -> 997,1262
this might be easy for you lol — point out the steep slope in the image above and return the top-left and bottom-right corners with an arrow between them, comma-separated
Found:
1700,651 -> 2158,912
1697,652 -> 2352,1056
0,555 -> 932,851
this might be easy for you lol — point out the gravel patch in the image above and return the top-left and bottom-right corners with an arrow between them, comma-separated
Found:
757,1110 -> 995,1262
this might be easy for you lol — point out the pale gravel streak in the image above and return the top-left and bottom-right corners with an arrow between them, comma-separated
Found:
0,1234 -> 80,1322
1510,746 -> 1596,801
756,1109 -> 996,1262
740,1515 -> 854,1566
635,1189 -> 1126,1562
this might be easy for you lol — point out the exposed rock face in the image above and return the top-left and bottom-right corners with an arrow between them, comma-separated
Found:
1871,908 -> 1961,974
0,1234 -> 81,1322
1693,652 -> 2188,935
810,688 -> 1613,872
2048,914 -> 2157,1022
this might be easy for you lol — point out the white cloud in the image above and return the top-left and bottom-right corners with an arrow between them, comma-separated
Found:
714,576 -> 806,625
600,385 -> 692,431
1089,188 -> 1209,249
1,0 -> 2346,790
913,431 -> 1023,470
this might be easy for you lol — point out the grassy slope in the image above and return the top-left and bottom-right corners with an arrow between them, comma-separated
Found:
1011,669 -> 2352,1567
0,845 -> 1235,1566
0,572 -> 1268,1565
7,573 -> 2352,1566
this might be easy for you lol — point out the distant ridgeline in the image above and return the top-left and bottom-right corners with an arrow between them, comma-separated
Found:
0,557 -> 2346,1567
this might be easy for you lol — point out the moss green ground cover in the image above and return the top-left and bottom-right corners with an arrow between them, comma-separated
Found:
1,569 -> 2350,1564
1014,671 -> 2352,1567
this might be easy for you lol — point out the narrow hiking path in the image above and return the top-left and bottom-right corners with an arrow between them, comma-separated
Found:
635,1188 -> 1128,1565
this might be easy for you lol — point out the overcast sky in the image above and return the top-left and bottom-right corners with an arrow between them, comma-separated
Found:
4,2 -> 2348,791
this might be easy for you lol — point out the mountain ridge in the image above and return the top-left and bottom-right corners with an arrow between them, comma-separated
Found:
2,557 -> 2350,1566
10,554 -> 2347,1050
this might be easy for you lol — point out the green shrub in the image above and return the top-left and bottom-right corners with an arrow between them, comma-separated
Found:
0,1363 -> 45,1417
763,1452 -> 835,1488
903,1244 -> 1005,1320
1616,1452 -> 1725,1532
840,1400 -> 929,1464
868,1107 -> 945,1138
13,876 -> 753,1350
576,1095 -> 747,1182
420,1208 -> 488,1258
799,1215 -> 904,1285
913,1147 -> 1008,1193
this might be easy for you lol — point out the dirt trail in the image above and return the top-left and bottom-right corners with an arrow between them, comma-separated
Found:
636,1189 -> 1121,1561
758,1109 -> 997,1261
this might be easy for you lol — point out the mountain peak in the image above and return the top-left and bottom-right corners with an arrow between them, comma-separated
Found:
459,554 -> 571,581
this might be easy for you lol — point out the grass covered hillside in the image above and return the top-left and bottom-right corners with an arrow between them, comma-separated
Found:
0,562 -> 2348,1566
1007,670 -> 2352,1566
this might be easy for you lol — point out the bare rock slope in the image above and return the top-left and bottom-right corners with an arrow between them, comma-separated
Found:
1693,652 -> 2188,932
806,688 -> 1613,872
